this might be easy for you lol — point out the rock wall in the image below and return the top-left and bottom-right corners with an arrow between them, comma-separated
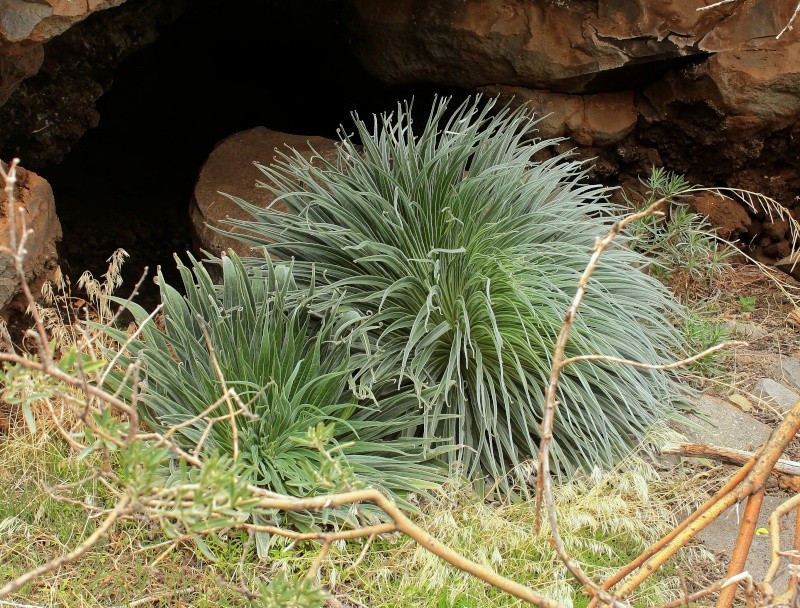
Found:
0,0 -> 186,170
1,0 -> 799,301
346,0 -> 800,262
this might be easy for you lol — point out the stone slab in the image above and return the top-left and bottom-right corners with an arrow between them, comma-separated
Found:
752,378 -> 800,414
674,395 -> 772,453
772,358 -> 800,393
697,494 -> 795,593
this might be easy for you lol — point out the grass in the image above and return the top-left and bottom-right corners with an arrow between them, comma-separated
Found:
0,393 -> 711,607
0,424 -> 259,606
273,432 -> 710,608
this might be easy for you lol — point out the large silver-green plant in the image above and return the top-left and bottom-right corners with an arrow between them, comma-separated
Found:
105,253 -> 445,525
224,97 -> 689,490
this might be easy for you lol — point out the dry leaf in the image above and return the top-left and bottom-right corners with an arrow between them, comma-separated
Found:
728,393 -> 754,412
788,307 -> 800,327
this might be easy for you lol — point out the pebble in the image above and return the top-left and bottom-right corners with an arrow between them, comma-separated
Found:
722,320 -> 768,340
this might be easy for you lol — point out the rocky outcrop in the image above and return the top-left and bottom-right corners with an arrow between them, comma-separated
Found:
0,0 -> 128,107
0,163 -> 61,311
191,127 -> 340,257
346,0 -> 800,264
347,0 -> 795,93
0,0 -> 186,170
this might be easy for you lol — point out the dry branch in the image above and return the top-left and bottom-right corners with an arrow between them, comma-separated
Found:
662,442 -> 800,491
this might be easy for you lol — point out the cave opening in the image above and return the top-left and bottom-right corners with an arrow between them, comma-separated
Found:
41,0 -> 466,306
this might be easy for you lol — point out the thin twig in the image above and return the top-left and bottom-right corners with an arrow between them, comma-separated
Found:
306,541 -> 332,580
656,572 -> 752,608
561,341 -> 745,370
764,493 -> 800,590
696,0 -> 739,11
536,197 -> 670,608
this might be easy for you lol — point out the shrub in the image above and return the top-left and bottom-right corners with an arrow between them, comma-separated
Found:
105,253 -> 445,532
223,97 -> 689,490
626,173 -> 734,296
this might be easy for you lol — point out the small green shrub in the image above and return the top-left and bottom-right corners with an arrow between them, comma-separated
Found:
681,309 -> 730,379
627,175 -> 734,293
105,253 -> 445,531
738,295 -> 757,313
223,97 -> 689,490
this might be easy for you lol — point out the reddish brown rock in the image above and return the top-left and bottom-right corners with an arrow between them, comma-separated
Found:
686,192 -> 751,239
347,0 -> 779,93
483,86 -> 637,145
0,163 -> 61,311
0,41 -> 42,104
0,0 -> 127,44
191,127 -> 340,257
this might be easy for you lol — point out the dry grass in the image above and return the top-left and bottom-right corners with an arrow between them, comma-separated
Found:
265,431 -> 715,608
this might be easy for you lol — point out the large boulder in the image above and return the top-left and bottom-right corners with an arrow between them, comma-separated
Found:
0,0 -> 127,109
0,163 -> 61,312
191,127 -> 340,257
347,0 -> 796,93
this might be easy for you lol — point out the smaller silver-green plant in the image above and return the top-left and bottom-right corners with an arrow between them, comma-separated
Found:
626,170 -> 735,294
104,252 -> 446,549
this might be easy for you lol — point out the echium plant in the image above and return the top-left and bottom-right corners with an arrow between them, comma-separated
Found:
224,96 -> 689,490
105,253 -> 445,530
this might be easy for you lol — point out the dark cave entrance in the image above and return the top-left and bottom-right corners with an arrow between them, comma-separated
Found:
42,0 -> 466,306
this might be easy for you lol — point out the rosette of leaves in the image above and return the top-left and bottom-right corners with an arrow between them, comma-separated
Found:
105,253 -> 445,531
223,96 -> 689,490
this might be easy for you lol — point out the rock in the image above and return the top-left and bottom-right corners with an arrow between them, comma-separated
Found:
0,41 -> 43,105
686,192 -> 752,240
722,320 -> 768,340
674,395 -> 772,453
0,163 -> 61,312
752,378 -> 800,414
639,40 -> 800,172
0,0 -> 52,43
0,0 -> 187,170
0,0 -> 129,110
697,494 -> 794,592
348,0 -> 799,93
771,358 -> 800,393
482,86 -> 637,146
348,0 -> 733,93
191,127 -> 340,257
775,253 -> 800,281
0,0 -> 127,44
